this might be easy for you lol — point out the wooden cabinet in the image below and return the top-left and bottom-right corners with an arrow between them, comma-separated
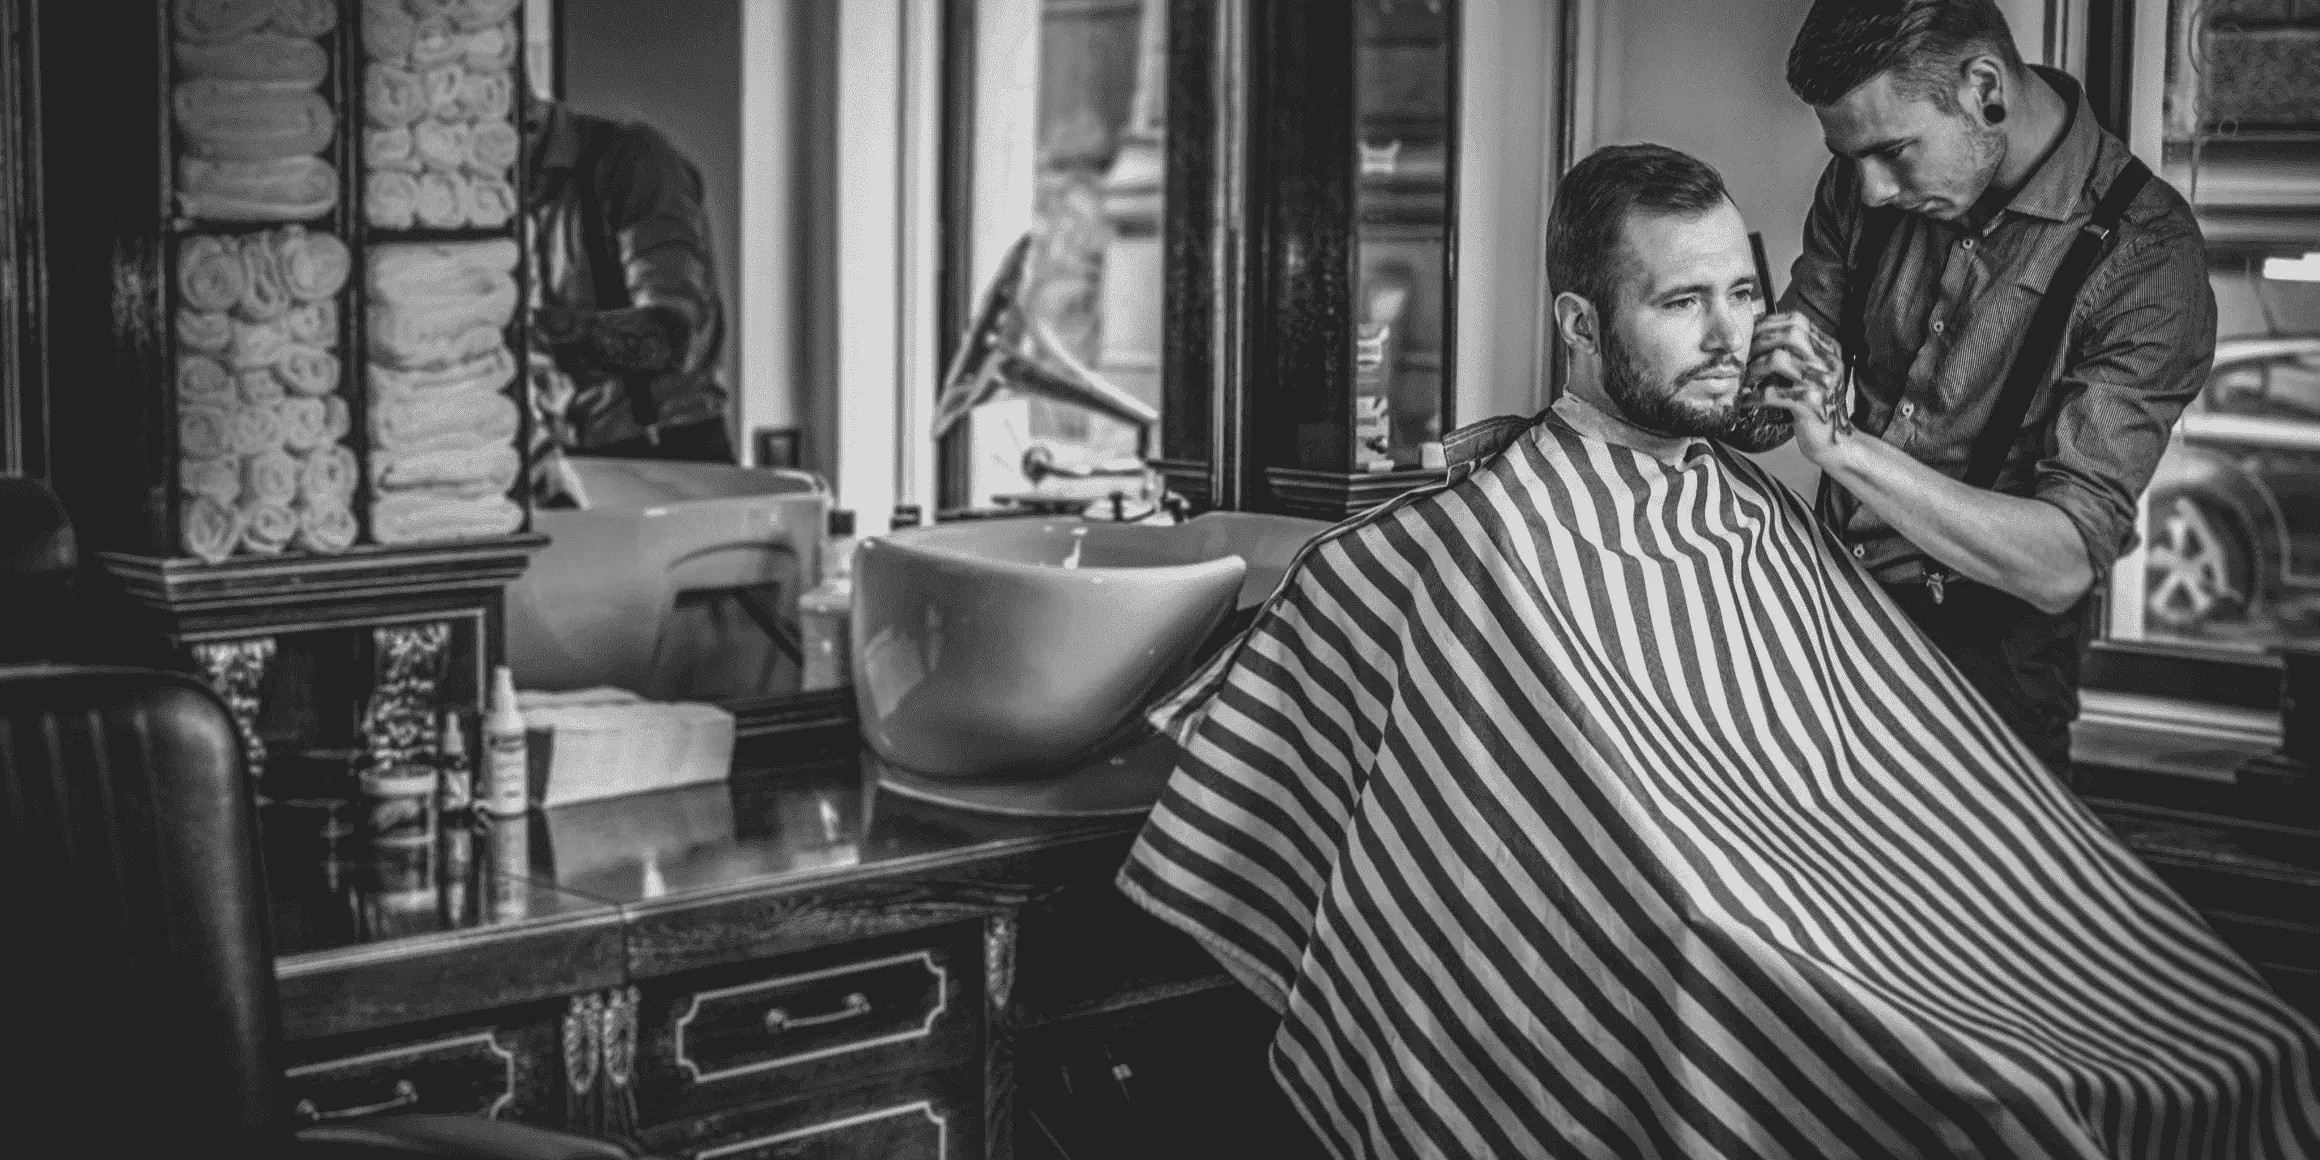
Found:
634,924 -> 985,1128
642,1068 -> 982,1160
282,999 -> 570,1128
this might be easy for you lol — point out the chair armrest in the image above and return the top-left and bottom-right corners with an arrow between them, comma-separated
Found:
294,1113 -> 656,1160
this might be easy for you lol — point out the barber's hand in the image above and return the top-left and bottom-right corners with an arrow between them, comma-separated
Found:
1747,312 -> 1850,461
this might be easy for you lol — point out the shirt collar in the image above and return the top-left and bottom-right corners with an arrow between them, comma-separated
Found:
1991,65 -> 2099,225
1549,391 -> 1711,468
533,101 -> 584,175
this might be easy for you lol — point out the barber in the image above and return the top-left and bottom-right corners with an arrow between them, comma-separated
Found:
1750,0 -> 2216,781
524,97 -> 734,467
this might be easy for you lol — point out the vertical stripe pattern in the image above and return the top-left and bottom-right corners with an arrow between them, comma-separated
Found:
1120,418 -> 2320,1159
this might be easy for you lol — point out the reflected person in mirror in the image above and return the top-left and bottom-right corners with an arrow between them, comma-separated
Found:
1754,0 -> 2216,779
522,97 -> 733,486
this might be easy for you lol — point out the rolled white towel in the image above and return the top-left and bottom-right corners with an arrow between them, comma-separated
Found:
177,155 -> 339,222
466,119 -> 519,176
276,343 -> 341,396
279,396 -> 331,453
238,499 -> 299,555
366,127 -> 421,173
450,0 -> 522,32
300,442 -> 359,503
365,0 -> 418,64
370,343 -> 515,395
414,117 -> 470,172
178,354 -> 236,405
370,384 -> 518,452
175,84 -> 334,163
365,171 -> 421,229
228,317 -> 291,369
235,365 -> 285,407
466,175 -> 515,228
369,325 -> 504,374
411,17 -> 462,69
283,298 -> 338,348
178,235 -> 247,313
367,280 -> 518,360
175,35 -> 329,86
296,499 -> 360,555
235,237 -> 292,322
421,64 -> 467,121
180,455 -> 243,505
230,399 -> 285,456
368,238 -> 520,289
180,404 -> 235,461
462,21 -> 517,72
274,225 -> 350,301
414,169 -> 463,228
322,394 -> 351,442
459,69 -> 511,122
365,64 -> 426,128
372,440 -> 520,499
371,492 -> 523,545
178,308 -> 234,355
175,0 -> 277,44
267,0 -> 339,38
243,448 -> 301,505
181,494 -> 245,563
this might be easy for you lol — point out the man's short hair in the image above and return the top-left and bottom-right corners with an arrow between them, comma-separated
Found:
1545,144 -> 1731,319
1787,0 -> 2025,111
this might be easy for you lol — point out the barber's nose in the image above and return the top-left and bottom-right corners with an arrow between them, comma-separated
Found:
1706,296 -> 1748,352
1858,160 -> 1901,208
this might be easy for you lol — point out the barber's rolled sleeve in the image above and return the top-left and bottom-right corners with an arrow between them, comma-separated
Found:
2032,216 -> 2216,583
1778,160 -> 1855,337
603,124 -> 718,372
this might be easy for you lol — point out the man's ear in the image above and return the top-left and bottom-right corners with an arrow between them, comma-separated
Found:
1959,54 -> 2008,122
1553,291 -> 1599,354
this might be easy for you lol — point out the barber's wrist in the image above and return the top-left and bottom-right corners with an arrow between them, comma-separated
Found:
1811,422 -> 1879,478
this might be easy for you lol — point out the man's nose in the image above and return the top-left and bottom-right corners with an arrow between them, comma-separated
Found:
1857,159 -> 1902,208
1705,294 -> 1749,353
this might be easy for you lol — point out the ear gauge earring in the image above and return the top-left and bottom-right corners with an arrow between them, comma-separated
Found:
1984,103 -> 2007,124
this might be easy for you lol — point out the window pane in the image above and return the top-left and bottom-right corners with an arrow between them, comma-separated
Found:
958,0 -> 1166,510
2110,0 -> 2320,653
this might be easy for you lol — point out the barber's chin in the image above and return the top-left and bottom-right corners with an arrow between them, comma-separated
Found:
1680,375 -> 1742,406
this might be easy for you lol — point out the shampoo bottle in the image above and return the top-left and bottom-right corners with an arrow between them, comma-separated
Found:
483,666 -> 528,817
800,509 -> 858,691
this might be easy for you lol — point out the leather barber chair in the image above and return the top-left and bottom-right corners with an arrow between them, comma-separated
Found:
0,663 -> 659,1158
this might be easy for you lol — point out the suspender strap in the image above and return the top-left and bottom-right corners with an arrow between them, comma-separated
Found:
1962,156 -> 2150,489
1838,207 -> 1902,429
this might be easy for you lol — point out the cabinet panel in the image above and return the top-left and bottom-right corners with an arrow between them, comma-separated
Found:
642,1067 -> 980,1160
283,1000 -> 568,1127
635,922 -> 984,1125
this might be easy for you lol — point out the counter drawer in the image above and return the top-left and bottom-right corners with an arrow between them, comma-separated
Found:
285,1029 -> 519,1124
641,1066 -> 980,1160
638,924 -> 983,1122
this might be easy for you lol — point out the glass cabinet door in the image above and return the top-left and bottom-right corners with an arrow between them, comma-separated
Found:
2107,0 -> 2320,657
1351,0 -> 1455,473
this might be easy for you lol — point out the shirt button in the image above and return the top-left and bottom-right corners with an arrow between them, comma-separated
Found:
1852,545 -> 1867,559
1900,401 -> 1916,417
1961,239 -> 1975,250
1931,320 -> 1946,334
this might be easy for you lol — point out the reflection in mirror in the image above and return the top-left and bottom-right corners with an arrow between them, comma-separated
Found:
949,0 -> 1170,515
1353,0 -> 1455,471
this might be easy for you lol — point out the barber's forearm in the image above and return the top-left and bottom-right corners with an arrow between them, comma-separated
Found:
1818,435 -> 2094,613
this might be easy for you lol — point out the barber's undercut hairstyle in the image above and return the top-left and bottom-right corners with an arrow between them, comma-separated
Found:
1787,0 -> 2024,111
1545,144 -> 1732,322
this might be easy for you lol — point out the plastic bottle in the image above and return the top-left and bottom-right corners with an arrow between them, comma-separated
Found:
800,509 -> 857,691
483,666 -> 529,817
437,711 -> 473,814
436,711 -> 475,926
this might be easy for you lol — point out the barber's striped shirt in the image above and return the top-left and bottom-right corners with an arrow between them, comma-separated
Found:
1120,405 -> 2320,1159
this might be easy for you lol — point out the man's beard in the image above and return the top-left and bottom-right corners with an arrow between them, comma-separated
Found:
1602,323 -> 1792,453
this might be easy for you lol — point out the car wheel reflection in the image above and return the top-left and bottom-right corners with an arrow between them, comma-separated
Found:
2145,492 -> 2250,628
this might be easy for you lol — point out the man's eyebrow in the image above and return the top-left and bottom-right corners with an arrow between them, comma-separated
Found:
1649,281 -> 1720,301
1828,135 -> 1909,159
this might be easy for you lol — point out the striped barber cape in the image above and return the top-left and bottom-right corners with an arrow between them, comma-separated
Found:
1117,404 -> 2320,1159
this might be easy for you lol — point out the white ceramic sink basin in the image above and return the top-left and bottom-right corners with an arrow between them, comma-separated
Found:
851,511 -> 1331,780
505,457 -> 828,698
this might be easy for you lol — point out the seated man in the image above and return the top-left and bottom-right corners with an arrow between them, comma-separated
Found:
1120,144 -> 2320,1159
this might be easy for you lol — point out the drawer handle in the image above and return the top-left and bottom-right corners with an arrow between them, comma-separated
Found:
764,990 -> 871,1034
294,1078 -> 419,1123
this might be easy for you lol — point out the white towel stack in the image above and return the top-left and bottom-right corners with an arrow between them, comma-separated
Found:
172,0 -> 343,223
362,0 -> 525,230
365,238 -> 525,543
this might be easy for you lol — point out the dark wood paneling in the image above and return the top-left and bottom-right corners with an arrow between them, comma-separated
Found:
0,1 -> 45,478
640,1065 -> 982,1160
1159,0 -> 1219,490
282,1000 -> 574,1128
634,923 -> 983,1125
275,913 -> 627,1044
